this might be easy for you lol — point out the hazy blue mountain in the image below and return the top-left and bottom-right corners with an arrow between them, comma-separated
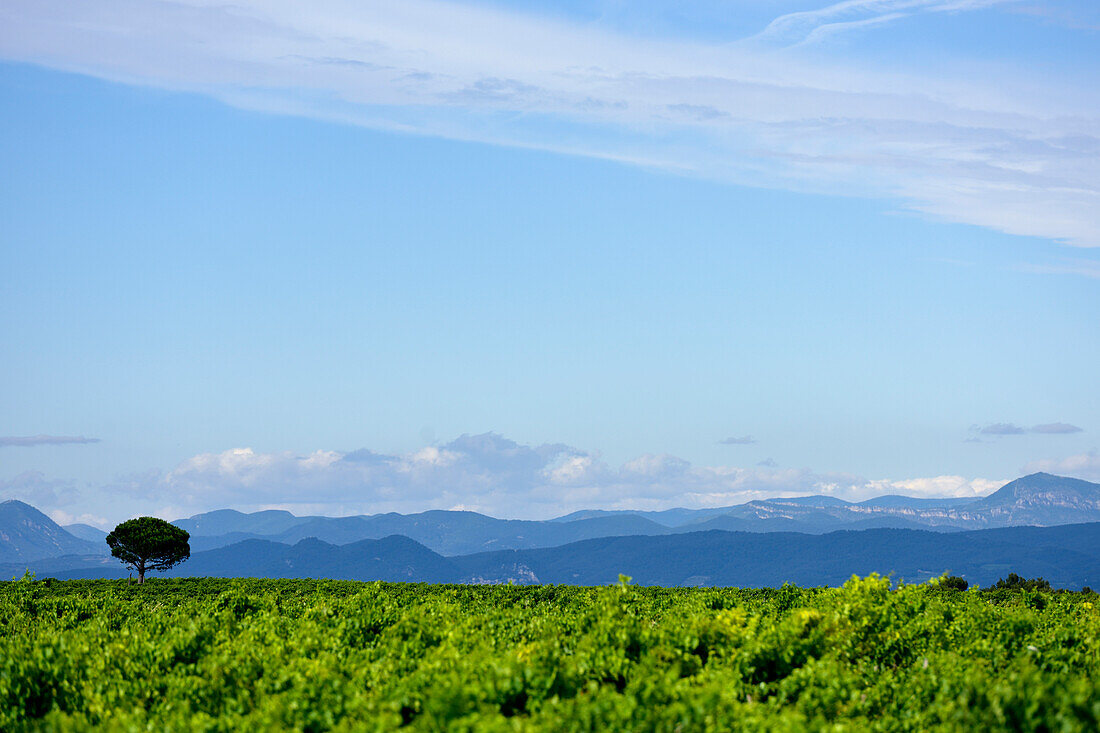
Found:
453,523 -> 1100,590
6,473 -> 1099,569
550,506 -> 739,527
170,473 -> 1100,550
664,474 -> 1100,532
167,536 -> 460,582
0,500 -> 103,563
173,509 -> 308,537
24,522 -> 1100,591
551,475 -> 1098,532
186,510 -> 670,555
679,511 -> 937,534
188,531 -> 270,552
62,523 -> 109,543
14,536 -> 461,583
856,495 -> 978,509
553,494 -> 977,529
968,473 -> 1100,525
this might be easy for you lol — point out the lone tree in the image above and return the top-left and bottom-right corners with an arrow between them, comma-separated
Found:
106,517 -> 190,583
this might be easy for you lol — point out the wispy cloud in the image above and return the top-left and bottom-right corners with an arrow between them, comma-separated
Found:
1,0 -> 1097,246
0,435 -> 100,447
753,0 -> 1017,47
980,423 -> 1026,435
1031,423 -> 1084,434
975,422 -> 1084,436
719,435 -> 756,445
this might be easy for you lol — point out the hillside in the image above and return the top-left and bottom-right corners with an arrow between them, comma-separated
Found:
649,474 -> 1100,531
454,524 -> 1100,589
170,535 -> 460,583
182,510 -> 669,555
22,522 -> 1100,589
0,500 -> 103,563
173,509 -> 306,537
62,523 -> 108,543
969,472 -> 1100,524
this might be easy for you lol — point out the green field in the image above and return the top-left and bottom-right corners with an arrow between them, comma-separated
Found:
2,575 -> 1098,731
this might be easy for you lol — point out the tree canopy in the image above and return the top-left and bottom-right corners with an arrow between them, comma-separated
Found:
991,573 -> 1051,591
941,575 -> 968,591
105,517 -> 190,583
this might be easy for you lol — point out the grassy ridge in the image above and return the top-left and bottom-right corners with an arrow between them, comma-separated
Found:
2,576 -> 1099,730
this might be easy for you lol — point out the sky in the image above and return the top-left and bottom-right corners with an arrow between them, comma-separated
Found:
1,0 -> 1098,527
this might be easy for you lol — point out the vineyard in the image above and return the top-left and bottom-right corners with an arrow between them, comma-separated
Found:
2,575 -> 1099,730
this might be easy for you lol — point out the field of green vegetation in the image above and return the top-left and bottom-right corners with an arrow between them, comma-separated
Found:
2,574 -> 1098,731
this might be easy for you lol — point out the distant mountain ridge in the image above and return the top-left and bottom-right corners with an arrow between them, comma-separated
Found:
3,472 -> 1100,577
163,473 -> 1100,555
608,473 -> 1100,533
970,473 -> 1100,523
454,523 -> 1100,589
174,535 -> 460,583
62,523 -> 108,543
0,501 -> 103,563
183,511 -> 670,555
12,522 -> 1100,591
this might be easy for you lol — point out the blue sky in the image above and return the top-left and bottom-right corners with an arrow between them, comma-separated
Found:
1,0 -> 1098,525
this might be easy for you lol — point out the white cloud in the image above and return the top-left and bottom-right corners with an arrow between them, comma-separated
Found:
1023,452 -> 1100,481
48,509 -> 110,529
77,432 -> 1009,519
0,0 -> 1097,245
863,475 -> 1004,498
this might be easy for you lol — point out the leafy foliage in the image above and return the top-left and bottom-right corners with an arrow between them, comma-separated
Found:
941,575 -> 968,591
105,517 -> 190,582
991,573 -> 1052,591
1,575 -> 1098,730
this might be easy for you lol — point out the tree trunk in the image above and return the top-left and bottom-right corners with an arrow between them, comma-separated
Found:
138,561 -> 146,584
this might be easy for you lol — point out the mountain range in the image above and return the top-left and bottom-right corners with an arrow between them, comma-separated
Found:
164,472 -> 1100,553
0,499 -> 102,562
6,523 -> 1100,590
2,472 -> 1100,588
